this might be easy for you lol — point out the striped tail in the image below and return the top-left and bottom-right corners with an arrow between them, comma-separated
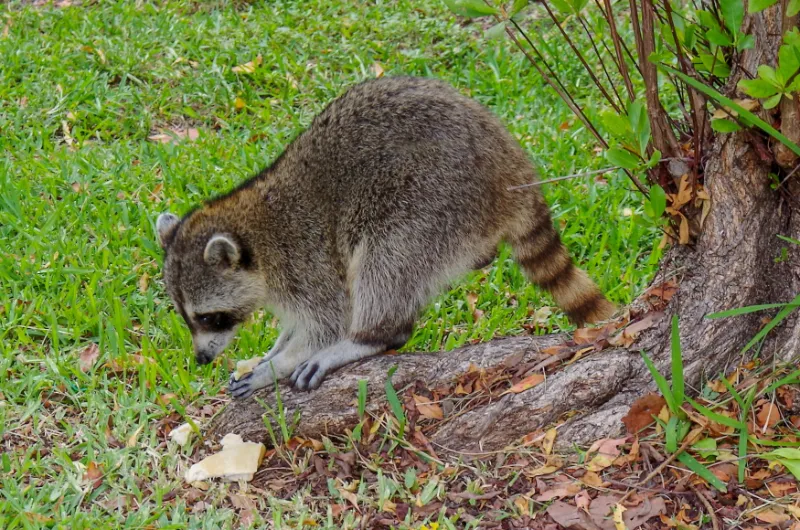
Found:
511,223 -> 615,326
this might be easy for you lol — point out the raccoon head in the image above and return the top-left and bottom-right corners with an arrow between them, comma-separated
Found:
156,212 -> 266,365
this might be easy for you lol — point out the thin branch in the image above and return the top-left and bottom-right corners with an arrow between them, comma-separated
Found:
637,0 -> 682,160
575,13 -> 626,107
600,0 -> 637,100
540,0 -> 622,112
507,167 -> 616,190
505,20 -> 608,148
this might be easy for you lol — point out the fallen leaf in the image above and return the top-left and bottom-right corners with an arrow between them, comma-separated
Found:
755,508 -> 790,524
547,501 -> 596,529
575,490 -> 591,511
104,354 -> 154,373
581,471 -> 608,487
148,128 -> 200,144
371,62 -> 385,77
83,461 -> 103,489
138,272 -> 150,294
157,393 -> 177,406
229,493 -> 256,511
525,464 -> 561,478
504,373 -> 544,395
622,393 -> 666,434
535,482 -> 581,502
756,402 -> 781,429
232,55 -> 262,74
413,394 -> 444,420
78,343 -> 100,372
513,495 -> 530,514
127,424 -> 144,448
542,428 -> 557,455
586,437 -> 627,472
710,462 -> 737,482
612,503 -> 626,530
610,312 -> 663,348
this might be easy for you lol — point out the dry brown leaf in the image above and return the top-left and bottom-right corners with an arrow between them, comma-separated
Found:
575,490 -> 591,511
104,354 -> 154,373
232,55 -> 262,74
412,394 -> 444,420
622,393 -> 666,434
229,493 -> 256,511
612,504 -> 626,530
535,482 -> 581,502
127,424 -> 144,448
581,471 -> 609,488
679,214 -> 690,244
542,428 -> 557,455
711,98 -> 759,119
756,402 -> 781,429
504,373 -> 544,395
78,343 -> 100,372
83,461 -> 104,489
525,464 -> 561,478
610,312 -> 663,347
547,501 -> 594,529
513,495 -> 530,514
754,508 -> 790,524
138,272 -> 150,294
148,128 -> 200,144
710,462 -> 737,482
371,62 -> 385,78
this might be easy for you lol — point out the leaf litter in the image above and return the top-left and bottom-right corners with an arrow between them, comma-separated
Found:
105,301 -> 800,529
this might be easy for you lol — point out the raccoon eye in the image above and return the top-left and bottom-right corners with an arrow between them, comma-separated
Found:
196,312 -> 234,331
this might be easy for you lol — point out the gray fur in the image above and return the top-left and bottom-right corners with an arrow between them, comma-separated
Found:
156,76 -> 614,397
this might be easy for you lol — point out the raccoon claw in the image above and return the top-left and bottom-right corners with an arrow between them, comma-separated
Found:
228,374 -> 258,399
290,360 -> 325,391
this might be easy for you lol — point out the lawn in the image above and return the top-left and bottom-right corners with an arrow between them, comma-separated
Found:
0,0 -> 660,528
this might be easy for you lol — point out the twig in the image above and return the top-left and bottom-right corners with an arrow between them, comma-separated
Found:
689,482 -> 720,530
505,21 -> 607,148
540,0 -> 622,112
618,434 -> 695,504
507,167 -> 616,190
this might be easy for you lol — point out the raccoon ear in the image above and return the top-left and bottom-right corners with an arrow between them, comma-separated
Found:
204,234 -> 240,268
156,213 -> 180,249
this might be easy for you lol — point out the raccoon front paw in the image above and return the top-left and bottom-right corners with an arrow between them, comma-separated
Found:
228,362 -> 274,399
289,358 -> 329,391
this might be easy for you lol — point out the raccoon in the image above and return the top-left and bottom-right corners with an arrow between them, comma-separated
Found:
156,76 -> 614,398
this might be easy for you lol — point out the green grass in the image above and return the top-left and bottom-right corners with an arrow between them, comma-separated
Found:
0,0 -> 659,527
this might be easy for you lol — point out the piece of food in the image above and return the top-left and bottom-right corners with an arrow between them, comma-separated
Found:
233,357 -> 263,381
169,423 -> 194,446
184,433 -> 266,483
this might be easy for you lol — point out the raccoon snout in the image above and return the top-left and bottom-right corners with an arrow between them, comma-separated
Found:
195,351 -> 215,365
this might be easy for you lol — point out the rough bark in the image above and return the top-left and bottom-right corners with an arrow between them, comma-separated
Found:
209,6 -> 800,451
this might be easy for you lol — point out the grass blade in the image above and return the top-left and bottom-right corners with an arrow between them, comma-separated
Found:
739,293 -> 800,354
678,452 -> 727,492
687,397 -> 746,429
707,302 -> 796,319
661,65 -> 800,156
640,350 -> 677,414
385,366 -> 406,437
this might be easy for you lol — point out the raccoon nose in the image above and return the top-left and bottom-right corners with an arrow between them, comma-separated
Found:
195,351 -> 214,365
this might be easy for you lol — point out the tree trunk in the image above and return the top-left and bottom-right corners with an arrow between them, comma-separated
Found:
209,6 -> 798,450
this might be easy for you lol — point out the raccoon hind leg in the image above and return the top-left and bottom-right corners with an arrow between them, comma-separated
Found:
510,219 -> 614,326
